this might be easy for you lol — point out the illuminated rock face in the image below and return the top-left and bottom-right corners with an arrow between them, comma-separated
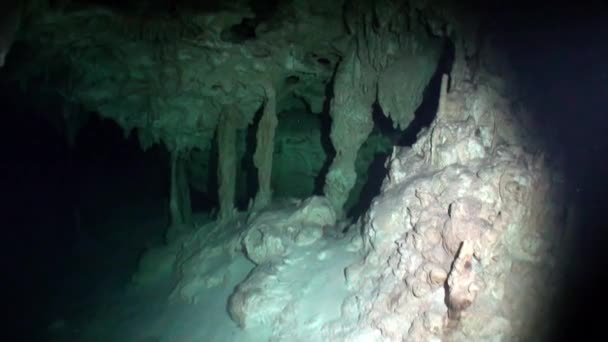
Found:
216,64 -> 562,340
11,2 -> 568,341
322,51 -> 376,217
241,196 -> 336,265
327,65 -> 563,341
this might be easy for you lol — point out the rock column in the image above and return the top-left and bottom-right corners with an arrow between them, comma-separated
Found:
252,82 -> 278,211
169,149 -> 192,226
323,51 -> 375,217
217,105 -> 238,220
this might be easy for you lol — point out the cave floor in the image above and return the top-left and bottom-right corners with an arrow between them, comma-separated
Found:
47,209 -> 359,342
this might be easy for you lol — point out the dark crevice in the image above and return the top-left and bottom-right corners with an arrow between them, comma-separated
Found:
220,0 -> 280,43
220,17 -> 258,43
189,188 -> 217,213
346,102 -> 394,219
317,57 -> 331,66
191,143 -> 218,214
285,75 -> 300,85
347,152 -> 388,219
371,100 -> 400,142
240,105 -> 264,209
313,64 -> 338,196
250,0 -> 280,21
347,39 -> 455,218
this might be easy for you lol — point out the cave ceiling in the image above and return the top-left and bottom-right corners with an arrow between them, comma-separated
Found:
7,0 -> 467,152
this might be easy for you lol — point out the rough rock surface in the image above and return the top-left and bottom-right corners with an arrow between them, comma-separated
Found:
242,196 -> 336,264
6,1 -> 570,341
68,58 -> 565,342
165,196 -> 359,337
319,65 -> 562,341
227,261 -> 293,330
168,218 -> 247,304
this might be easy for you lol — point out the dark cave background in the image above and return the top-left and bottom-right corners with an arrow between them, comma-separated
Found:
1,90 -> 172,336
493,2 -> 608,338
1,1 -> 607,340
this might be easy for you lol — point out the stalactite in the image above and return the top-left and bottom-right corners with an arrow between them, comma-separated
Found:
323,51 -> 375,217
252,82 -> 278,211
428,74 -> 450,166
169,149 -> 180,226
169,149 -> 192,226
177,153 -> 192,225
217,105 -> 238,220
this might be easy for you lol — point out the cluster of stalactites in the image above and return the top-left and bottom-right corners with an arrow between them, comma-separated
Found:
161,0 -> 480,224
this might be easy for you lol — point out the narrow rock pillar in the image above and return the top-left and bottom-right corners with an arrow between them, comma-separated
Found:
323,51 -> 375,217
252,83 -> 278,211
217,105 -> 238,220
169,149 -> 193,226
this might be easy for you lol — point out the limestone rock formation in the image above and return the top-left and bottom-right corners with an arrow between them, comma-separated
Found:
188,112 -> 393,213
216,104 -> 242,221
322,0 -> 443,215
6,0 -> 449,217
324,65 -> 561,341
6,0 -> 340,218
169,148 -> 192,227
168,218 -> 246,304
252,82 -> 278,211
242,196 -> 336,264
4,1 -> 570,341
227,261 -> 293,330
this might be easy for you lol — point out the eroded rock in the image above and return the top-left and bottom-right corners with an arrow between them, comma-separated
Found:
227,262 -> 293,330
242,196 -> 336,264
324,60 -> 562,341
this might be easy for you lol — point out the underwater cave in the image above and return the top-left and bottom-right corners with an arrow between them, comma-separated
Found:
2,0 -> 608,341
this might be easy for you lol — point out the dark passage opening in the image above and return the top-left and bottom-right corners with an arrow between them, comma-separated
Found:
1,84 -> 170,339
197,135 -> 220,213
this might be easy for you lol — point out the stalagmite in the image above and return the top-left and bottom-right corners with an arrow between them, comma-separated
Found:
216,105 -> 239,220
323,51 -> 375,217
252,82 -> 278,211
169,149 -> 193,227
